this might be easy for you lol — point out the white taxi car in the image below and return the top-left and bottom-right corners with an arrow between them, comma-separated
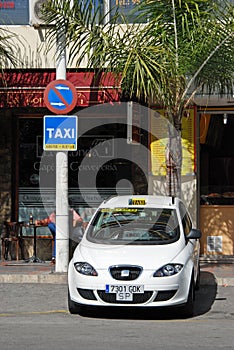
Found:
68,195 -> 201,317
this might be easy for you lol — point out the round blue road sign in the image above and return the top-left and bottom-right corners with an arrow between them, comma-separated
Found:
44,79 -> 78,114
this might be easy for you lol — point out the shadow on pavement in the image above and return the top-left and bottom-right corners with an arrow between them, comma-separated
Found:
74,271 -> 217,320
193,271 -> 217,317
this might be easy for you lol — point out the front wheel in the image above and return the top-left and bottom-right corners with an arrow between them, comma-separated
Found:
180,281 -> 194,318
195,264 -> 201,291
68,289 -> 82,315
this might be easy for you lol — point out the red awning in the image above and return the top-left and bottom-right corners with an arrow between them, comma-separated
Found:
0,70 -> 121,108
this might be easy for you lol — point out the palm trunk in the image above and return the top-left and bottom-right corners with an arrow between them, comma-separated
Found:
165,122 -> 182,198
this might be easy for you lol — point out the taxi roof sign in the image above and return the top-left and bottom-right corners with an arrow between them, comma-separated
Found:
128,198 -> 146,205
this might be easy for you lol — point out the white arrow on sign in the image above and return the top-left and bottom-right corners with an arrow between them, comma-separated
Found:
51,102 -> 65,106
56,85 -> 70,90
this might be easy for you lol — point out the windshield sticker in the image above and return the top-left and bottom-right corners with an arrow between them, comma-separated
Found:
101,208 -> 138,212
128,198 -> 146,205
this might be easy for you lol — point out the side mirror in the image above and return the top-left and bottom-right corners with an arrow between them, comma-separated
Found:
187,228 -> 202,240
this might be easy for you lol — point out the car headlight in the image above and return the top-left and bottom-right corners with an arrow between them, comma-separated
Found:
153,264 -> 183,277
74,262 -> 98,276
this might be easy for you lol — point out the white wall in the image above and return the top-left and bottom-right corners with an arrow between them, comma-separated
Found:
0,23 -> 141,70
1,26 -> 55,68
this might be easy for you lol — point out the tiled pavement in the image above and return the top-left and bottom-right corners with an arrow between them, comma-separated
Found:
0,259 -> 233,285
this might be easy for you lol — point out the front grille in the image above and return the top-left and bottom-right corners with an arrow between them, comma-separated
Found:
77,288 -> 97,300
97,290 -> 153,304
109,265 -> 143,281
154,290 -> 177,302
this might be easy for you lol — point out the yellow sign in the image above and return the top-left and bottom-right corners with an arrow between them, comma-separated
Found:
128,199 -> 146,205
44,144 -> 76,150
150,108 -> 196,176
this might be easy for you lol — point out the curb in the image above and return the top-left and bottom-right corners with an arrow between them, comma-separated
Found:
200,255 -> 234,264
0,273 -> 67,284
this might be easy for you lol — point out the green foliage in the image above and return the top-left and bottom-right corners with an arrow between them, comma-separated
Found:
0,28 -> 18,70
42,0 -> 234,128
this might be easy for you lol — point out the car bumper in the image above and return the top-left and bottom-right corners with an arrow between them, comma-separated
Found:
68,262 -> 191,308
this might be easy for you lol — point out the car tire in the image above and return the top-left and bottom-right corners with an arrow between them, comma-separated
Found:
180,279 -> 194,318
68,289 -> 82,315
195,264 -> 201,291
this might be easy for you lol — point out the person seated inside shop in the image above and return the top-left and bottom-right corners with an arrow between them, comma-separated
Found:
35,209 -> 84,264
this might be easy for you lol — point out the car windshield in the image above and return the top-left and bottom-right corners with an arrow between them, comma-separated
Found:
86,207 -> 180,245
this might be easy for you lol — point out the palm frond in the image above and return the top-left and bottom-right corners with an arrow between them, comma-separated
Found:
0,28 -> 19,69
41,0 -> 234,122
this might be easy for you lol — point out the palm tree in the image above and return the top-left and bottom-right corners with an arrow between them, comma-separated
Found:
42,0 -> 234,197
0,28 -> 18,70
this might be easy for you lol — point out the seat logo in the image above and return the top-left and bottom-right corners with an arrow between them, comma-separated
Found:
121,270 -> 130,277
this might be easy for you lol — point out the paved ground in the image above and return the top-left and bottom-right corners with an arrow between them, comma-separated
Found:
0,259 -> 233,285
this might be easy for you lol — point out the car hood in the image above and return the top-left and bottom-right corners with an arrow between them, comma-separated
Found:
73,240 -> 184,269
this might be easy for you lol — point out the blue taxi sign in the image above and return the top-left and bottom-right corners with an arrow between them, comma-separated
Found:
43,115 -> 77,151
44,80 -> 77,114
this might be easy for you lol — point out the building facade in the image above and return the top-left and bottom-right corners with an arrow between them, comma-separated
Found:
0,1 -> 234,259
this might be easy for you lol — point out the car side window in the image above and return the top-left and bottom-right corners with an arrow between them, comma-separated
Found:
179,203 -> 192,237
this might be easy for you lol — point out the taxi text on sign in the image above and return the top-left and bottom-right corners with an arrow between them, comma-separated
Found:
43,115 -> 78,151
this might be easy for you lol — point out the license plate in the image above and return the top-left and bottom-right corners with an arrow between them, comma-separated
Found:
105,285 -> 144,301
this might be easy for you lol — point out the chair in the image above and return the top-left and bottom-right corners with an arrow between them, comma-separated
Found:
1,221 -> 23,261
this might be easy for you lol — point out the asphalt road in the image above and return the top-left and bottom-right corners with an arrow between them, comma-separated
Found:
0,283 -> 233,350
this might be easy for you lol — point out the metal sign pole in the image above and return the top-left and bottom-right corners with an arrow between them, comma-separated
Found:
55,28 -> 69,273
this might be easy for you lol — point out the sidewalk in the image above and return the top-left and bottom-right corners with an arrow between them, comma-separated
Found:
0,260 -> 67,284
200,262 -> 234,286
0,259 -> 233,285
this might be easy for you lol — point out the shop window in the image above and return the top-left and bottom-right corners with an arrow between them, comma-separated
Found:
17,117 -> 148,225
200,114 -> 234,205
18,117 -> 55,230
68,121 -> 148,209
